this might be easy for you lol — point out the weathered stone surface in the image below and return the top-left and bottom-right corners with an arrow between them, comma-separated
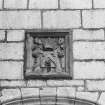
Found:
47,80 -> 84,86
0,30 -> 5,41
0,89 -> 21,103
76,92 -> 99,102
0,61 -> 23,79
29,0 -> 58,9
0,43 -> 24,59
0,11 -> 41,29
4,0 -> 27,9
27,80 -> 46,87
94,0 -> 105,8
57,87 -> 76,97
60,0 -> 92,9
74,61 -> 105,79
40,97 -> 56,105
77,86 -> 85,92
86,80 -> 105,91
0,80 -> 26,87
0,90 -> 2,97
73,42 -> 105,59
21,88 -> 39,98
43,11 -> 81,28
47,80 -> 64,87
7,30 -> 25,41
98,92 -> 105,105
23,100 -> 40,105
73,29 -> 104,40
64,80 -> 84,86
83,10 -> 105,28
40,87 -> 56,96
0,0 -> 2,9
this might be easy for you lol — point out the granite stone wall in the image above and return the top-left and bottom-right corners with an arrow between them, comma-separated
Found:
0,0 -> 105,105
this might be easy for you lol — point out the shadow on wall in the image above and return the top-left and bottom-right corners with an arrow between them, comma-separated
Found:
2,96 -> 99,105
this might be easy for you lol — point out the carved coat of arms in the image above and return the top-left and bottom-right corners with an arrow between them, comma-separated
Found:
26,34 -> 65,75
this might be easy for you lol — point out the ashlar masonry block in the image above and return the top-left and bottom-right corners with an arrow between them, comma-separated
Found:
82,10 -> 105,28
47,80 -> 84,87
7,30 -> 25,41
0,11 -> 41,29
73,29 -> 104,40
0,61 -> 23,79
0,43 -> 24,59
0,89 -> 21,103
86,80 -> 105,91
60,0 -> 92,9
57,87 -> 76,97
43,11 -> 81,28
21,88 -> 39,98
73,42 -> 105,59
76,92 -> 99,102
0,0 -> 2,9
0,80 -> 26,87
27,80 -> 46,87
74,61 -> 105,79
94,0 -> 105,8
98,92 -> 105,105
4,0 -> 27,9
0,30 -> 5,41
29,0 -> 58,9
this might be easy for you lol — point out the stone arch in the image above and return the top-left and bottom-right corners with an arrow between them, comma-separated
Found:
2,96 -> 99,105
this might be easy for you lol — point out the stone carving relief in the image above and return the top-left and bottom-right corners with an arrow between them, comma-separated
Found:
25,32 -> 71,78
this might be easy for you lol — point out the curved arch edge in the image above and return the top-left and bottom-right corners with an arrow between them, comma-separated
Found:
1,96 -> 100,105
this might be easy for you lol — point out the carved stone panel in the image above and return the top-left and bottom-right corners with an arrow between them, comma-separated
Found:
25,32 -> 72,79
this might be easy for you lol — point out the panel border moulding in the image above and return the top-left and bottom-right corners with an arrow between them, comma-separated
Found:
24,30 -> 73,79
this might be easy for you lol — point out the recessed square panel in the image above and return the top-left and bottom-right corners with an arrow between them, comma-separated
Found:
25,32 -> 72,79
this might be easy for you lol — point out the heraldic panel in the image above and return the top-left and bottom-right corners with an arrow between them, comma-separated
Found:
25,32 -> 72,79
